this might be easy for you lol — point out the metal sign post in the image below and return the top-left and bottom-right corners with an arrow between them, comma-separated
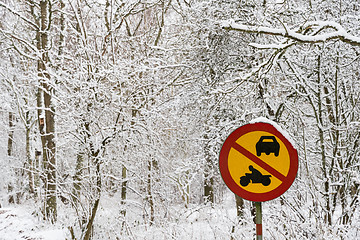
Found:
255,202 -> 262,240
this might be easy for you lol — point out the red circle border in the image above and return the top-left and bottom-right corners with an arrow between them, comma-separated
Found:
219,122 -> 298,202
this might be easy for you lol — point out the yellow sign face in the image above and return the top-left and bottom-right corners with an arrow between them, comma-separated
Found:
228,131 -> 290,193
219,122 -> 298,202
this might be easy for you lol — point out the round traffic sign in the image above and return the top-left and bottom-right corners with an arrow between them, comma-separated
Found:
219,121 -> 298,202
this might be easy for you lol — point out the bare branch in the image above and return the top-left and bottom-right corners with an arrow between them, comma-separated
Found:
0,1 -> 39,31
0,29 -> 39,58
222,20 -> 360,46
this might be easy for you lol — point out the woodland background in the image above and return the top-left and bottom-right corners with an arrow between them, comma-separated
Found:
0,0 -> 359,239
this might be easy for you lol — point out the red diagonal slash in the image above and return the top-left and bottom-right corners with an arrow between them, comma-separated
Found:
232,142 -> 286,182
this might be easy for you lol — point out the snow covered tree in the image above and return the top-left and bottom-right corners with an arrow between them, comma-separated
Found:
222,0 -> 360,235
0,0 -> 359,239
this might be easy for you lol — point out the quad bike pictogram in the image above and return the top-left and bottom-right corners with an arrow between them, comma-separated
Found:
240,165 -> 271,187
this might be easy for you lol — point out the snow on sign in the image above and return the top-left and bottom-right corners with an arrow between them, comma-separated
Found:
219,119 -> 298,202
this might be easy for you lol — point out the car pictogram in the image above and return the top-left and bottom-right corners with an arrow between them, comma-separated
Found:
256,136 -> 280,157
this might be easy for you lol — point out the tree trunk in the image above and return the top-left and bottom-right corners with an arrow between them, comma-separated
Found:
42,86 -> 57,223
120,165 -> 127,216
37,0 -> 57,223
72,149 -> 84,204
7,111 -> 15,204
34,150 -> 42,194
203,167 -> 214,203
25,111 -> 34,194
316,55 -> 331,225
146,157 -> 156,225
83,154 -> 102,240
83,198 -> 100,240
7,112 -> 15,156
235,194 -> 244,218
203,132 -> 214,203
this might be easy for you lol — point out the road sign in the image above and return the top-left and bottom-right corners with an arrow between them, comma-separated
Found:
219,121 -> 298,202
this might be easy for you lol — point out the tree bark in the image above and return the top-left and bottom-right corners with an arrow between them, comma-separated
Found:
203,131 -> 214,204
147,158 -> 156,225
72,149 -> 84,204
120,165 -> 127,216
37,0 -> 57,223
7,112 -> 15,156
235,194 -> 244,218
7,111 -> 15,204
83,152 -> 102,240
25,110 -> 34,194
316,55 -> 331,225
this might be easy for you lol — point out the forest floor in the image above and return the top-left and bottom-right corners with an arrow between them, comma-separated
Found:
0,193 -> 247,240
0,205 -> 66,240
2,191 -> 358,239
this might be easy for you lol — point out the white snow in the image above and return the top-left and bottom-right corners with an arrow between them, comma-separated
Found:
249,117 -> 297,149
221,19 -> 360,45
249,42 -> 292,49
0,206 -> 68,240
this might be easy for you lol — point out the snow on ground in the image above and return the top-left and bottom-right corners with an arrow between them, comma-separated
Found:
0,194 -> 247,240
0,206 -> 67,240
2,190 -> 358,239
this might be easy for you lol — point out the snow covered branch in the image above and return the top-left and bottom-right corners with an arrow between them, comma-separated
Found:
0,2 -> 39,31
222,20 -> 360,46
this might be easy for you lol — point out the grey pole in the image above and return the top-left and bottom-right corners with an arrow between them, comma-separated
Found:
255,202 -> 262,240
